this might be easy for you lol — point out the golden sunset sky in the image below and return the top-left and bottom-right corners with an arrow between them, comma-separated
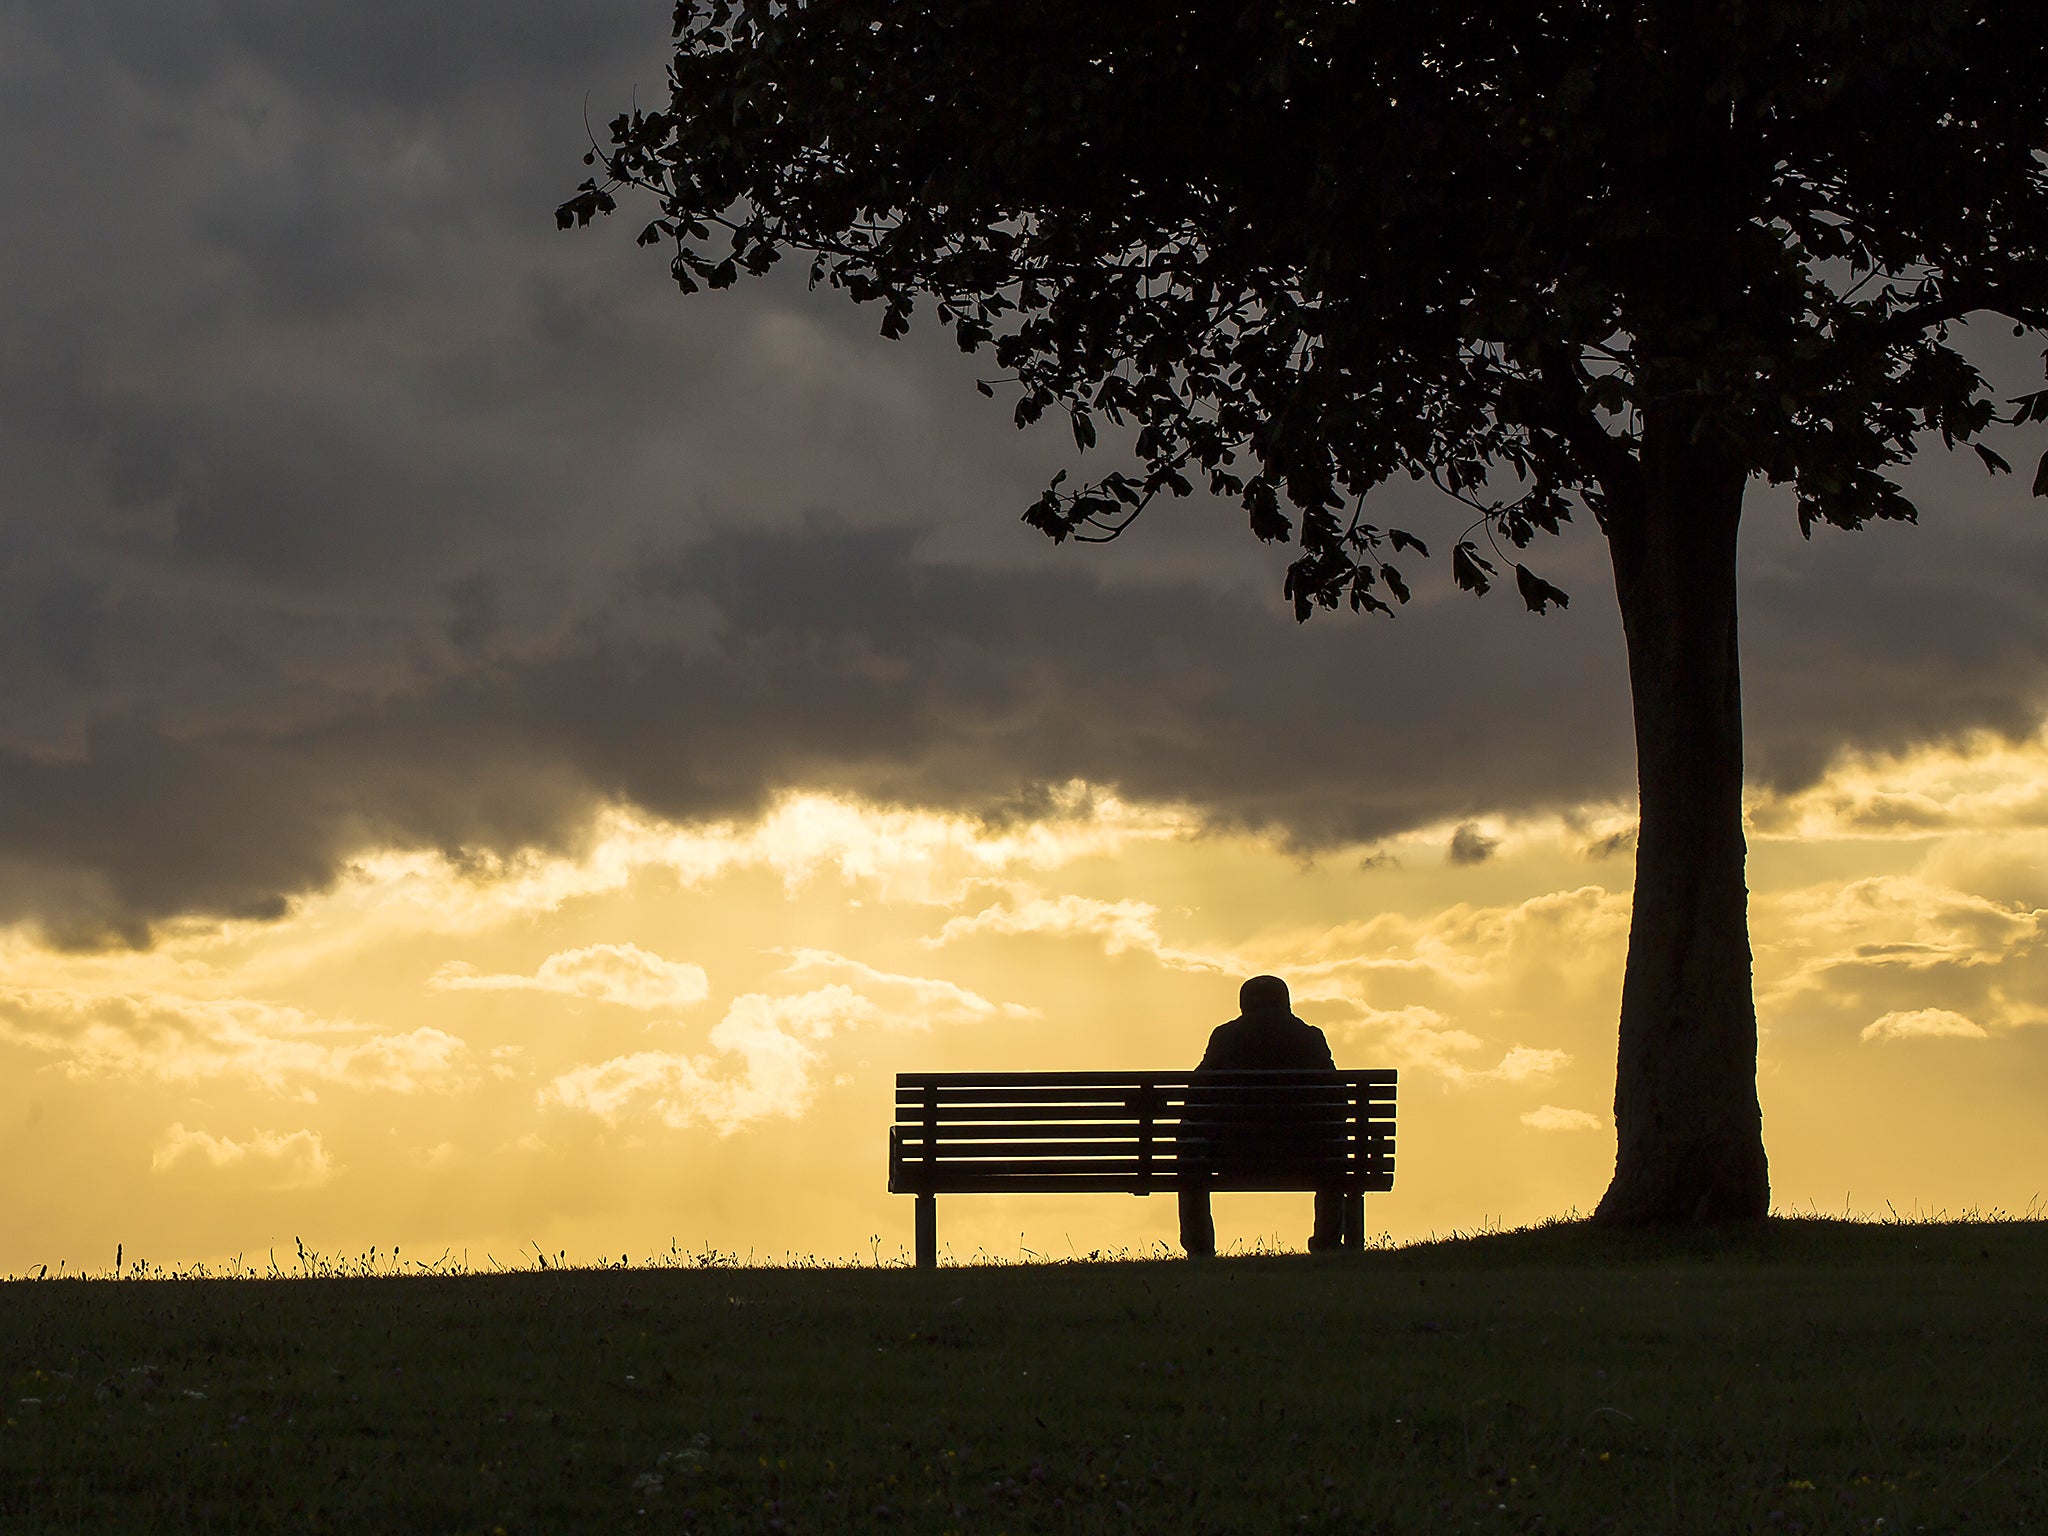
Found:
3,5 -> 2046,1273
6,726 -> 2046,1275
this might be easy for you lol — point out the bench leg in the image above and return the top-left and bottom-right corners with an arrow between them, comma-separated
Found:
1343,1192 -> 1365,1251
915,1193 -> 937,1269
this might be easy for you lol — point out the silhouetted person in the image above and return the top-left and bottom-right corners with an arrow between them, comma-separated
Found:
1179,975 -> 1345,1258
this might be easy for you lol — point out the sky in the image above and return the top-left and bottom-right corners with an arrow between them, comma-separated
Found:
3,2 -> 2047,1274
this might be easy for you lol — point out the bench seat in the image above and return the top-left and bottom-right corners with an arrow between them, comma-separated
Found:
889,1069 -> 1396,1266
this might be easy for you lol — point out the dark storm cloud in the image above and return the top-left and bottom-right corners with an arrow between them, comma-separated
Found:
3,1 -> 2048,942
1740,464 -> 2048,789
1446,825 -> 1500,866
0,517 -> 1638,944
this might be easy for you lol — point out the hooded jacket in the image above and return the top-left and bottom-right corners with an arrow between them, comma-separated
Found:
1196,1006 -> 1336,1072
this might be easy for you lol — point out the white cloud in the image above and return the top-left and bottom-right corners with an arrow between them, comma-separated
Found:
736,786 -> 1195,902
151,1123 -> 335,1189
0,986 -> 467,1097
1326,1002 -> 1483,1065
1746,729 -> 2048,842
774,948 -> 1035,1024
1520,1104 -> 1603,1133
431,942 -> 710,1011
541,950 -> 1035,1135
1860,1008 -> 1989,1043
1283,885 -> 1632,998
1323,1002 -> 1571,1087
1753,874 -> 2048,1043
329,787 -> 1197,939
927,889 -> 1232,972
541,985 -> 881,1135
1493,1046 -> 1573,1082
1762,877 -> 2036,976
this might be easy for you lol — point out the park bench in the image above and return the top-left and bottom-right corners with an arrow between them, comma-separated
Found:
888,1069 -> 1396,1267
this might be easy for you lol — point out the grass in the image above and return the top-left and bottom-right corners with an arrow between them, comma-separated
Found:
4,1218 -> 2046,1533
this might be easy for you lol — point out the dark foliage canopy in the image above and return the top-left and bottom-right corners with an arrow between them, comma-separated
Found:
562,1 -> 2048,618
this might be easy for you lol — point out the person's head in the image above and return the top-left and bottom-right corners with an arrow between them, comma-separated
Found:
1239,974 -> 1290,1013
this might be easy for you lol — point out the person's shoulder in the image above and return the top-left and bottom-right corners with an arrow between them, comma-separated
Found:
1196,1015 -> 1242,1066
1213,1014 -> 1249,1036
1290,1014 -> 1336,1061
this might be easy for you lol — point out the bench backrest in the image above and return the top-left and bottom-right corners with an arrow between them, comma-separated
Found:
889,1070 -> 1396,1195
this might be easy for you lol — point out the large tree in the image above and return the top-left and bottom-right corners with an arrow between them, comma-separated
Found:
562,0 -> 2048,1222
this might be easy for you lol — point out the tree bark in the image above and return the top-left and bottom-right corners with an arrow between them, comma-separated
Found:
1593,413 -> 1769,1225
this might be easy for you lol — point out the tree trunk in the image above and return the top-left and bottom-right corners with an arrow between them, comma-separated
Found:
1592,414 -> 1769,1225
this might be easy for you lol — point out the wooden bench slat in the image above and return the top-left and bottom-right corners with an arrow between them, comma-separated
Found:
902,1121 -> 1153,1141
896,1171 -> 1211,1194
896,1166 -> 1390,1185
892,1085 -> 1210,1107
908,1139 -> 1209,1160
899,1096 -> 1370,1112
898,1069 -> 1390,1089
891,1170 -> 1396,1194
894,1124 -> 1392,1148
889,1166 -> 1397,1191
895,1147 -> 1376,1167
887,1134 -> 1394,1159
898,1122 -> 1379,1143
903,1104 -> 1393,1126
897,1076 -> 1394,1088
897,1070 -> 1396,1088
901,1103 -> 1163,1124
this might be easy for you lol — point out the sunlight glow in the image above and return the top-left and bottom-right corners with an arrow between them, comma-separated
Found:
3,732 -> 2046,1273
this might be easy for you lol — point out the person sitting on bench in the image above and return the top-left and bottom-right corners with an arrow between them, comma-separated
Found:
1179,975 -> 1345,1258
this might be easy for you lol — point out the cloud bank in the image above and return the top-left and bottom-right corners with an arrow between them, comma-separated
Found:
152,1123 -> 336,1189
432,943 -> 710,1011
540,951 -> 1026,1133
0,986 -> 468,1097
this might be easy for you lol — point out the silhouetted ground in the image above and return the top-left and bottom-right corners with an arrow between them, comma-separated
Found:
3,1218 -> 2043,1532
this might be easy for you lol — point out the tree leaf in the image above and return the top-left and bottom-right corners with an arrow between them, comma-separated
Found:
553,184 -> 617,230
2034,450 -> 2048,498
1514,563 -> 1571,614
1451,541 -> 1495,595
1973,443 -> 2012,475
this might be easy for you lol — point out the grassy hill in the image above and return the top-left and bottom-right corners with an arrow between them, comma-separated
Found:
4,1219 -> 2044,1533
